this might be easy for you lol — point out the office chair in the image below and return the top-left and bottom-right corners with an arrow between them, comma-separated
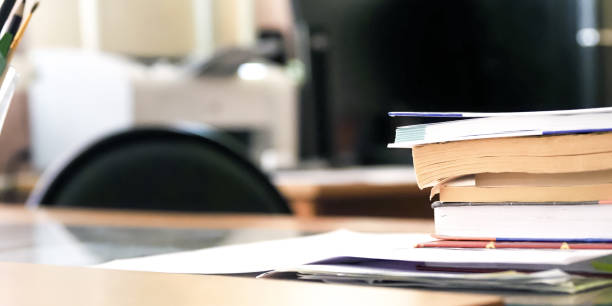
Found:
27,125 -> 291,214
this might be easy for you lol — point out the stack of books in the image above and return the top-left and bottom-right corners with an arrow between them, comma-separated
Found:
389,107 -> 612,245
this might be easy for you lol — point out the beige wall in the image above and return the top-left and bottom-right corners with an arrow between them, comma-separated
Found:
27,0 -> 259,57
212,0 -> 255,50
28,0 -> 82,48
97,0 -> 196,57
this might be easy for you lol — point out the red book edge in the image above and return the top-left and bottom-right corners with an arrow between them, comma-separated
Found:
417,240 -> 612,250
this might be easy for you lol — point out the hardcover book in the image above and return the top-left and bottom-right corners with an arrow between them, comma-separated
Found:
432,201 -> 612,241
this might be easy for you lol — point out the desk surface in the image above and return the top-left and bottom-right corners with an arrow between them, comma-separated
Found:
273,166 -> 430,217
0,262 -> 501,306
0,204 -> 433,231
0,204 -> 433,266
4,205 -> 612,305
0,205 -> 504,306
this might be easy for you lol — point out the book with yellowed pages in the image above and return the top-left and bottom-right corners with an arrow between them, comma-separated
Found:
410,132 -> 612,189
433,171 -> 612,202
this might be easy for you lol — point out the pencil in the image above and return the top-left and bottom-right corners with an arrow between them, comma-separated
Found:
10,1 -> 37,51
0,0 -> 16,34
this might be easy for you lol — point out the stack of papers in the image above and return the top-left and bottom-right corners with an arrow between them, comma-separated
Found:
98,230 -> 612,293
275,266 -> 611,294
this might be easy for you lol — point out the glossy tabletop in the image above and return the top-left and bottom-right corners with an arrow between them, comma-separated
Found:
0,204 -> 434,265
1,204 -> 610,305
0,204 -> 505,306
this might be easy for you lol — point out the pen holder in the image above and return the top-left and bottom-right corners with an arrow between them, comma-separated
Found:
0,66 -> 17,134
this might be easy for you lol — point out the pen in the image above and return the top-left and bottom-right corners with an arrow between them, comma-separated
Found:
0,0 -> 23,57
0,0 -> 16,33
7,0 -> 23,37
0,0 -> 23,76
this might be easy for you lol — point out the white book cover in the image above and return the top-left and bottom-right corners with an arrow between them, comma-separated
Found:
390,110 -> 612,148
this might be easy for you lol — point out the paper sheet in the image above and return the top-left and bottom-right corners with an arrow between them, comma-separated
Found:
97,230 -> 612,275
97,230 -> 431,274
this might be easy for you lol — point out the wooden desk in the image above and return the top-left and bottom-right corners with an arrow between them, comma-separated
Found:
4,205 -> 612,305
0,204 -> 435,266
274,167 -> 432,218
0,204 -> 434,232
0,205 -> 502,306
0,262 -> 501,306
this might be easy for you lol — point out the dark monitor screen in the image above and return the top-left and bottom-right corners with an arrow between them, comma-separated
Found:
292,0 -> 608,165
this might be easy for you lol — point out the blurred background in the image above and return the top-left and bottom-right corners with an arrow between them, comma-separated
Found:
0,0 -> 610,217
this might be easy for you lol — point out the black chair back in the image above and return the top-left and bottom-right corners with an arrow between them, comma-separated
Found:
27,126 -> 291,214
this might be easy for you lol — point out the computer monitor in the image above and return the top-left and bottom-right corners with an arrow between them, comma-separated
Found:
292,0 -> 608,166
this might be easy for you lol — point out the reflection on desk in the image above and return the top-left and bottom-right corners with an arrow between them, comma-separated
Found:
0,204 -> 432,265
0,223 -> 304,265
